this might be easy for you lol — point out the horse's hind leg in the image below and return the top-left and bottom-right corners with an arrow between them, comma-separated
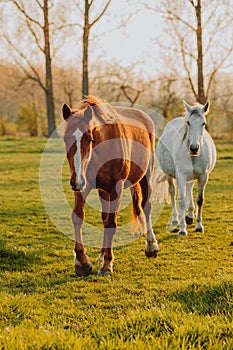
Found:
97,184 -> 123,276
140,175 -> 158,258
167,176 -> 179,231
73,190 -> 92,277
195,174 -> 208,233
185,181 -> 194,225
130,183 -> 146,234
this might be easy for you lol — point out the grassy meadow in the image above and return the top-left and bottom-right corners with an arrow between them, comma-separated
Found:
0,137 -> 233,349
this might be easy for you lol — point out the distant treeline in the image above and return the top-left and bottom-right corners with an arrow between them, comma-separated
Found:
0,61 -> 232,139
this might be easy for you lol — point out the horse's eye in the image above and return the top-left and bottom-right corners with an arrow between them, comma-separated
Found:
87,138 -> 93,144
202,122 -> 206,127
187,121 -> 190,126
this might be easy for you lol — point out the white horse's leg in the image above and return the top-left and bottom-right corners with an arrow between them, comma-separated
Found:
167,176 -> 179,231
195,174 -> 208,232
185,181 -> 195,225
177,174 -> 187,236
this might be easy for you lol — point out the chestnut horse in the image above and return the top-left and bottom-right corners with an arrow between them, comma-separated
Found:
62,96 -> 158,276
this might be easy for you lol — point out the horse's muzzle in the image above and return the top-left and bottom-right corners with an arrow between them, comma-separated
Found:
70,179 -> 85,192
189,144 -> 199,155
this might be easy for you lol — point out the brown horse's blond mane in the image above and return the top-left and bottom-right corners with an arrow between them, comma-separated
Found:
74,95 -> 119,123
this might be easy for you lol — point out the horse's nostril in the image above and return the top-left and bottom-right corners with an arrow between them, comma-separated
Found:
190,145 -> 199,154
70,179 -> 77,191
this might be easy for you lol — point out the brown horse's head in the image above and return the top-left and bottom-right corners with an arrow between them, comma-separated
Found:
62,103 -> 94,191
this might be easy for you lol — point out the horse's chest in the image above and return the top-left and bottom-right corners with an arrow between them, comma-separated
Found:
186,157 -> 206,179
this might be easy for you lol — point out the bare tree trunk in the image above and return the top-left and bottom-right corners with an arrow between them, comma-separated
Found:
31,92 -> 38,137
195,0 -> 206,104
82,0 -> 90,98
43,0 -> 57,136
9,0 -> 57,136
81,0 -> 111,99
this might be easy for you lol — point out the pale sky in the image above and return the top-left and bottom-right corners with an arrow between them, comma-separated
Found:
1,0 -> 232,78
55,0 -> 163,76
55,0 -> 233,78
92,1 -> 162,66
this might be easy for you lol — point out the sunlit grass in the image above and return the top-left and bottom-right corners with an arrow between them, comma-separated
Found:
0,137 -> 233,349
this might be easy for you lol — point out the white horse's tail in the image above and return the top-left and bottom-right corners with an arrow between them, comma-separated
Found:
153,167 -> 169,204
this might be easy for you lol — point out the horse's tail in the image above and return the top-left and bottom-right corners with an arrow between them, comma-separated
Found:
131,183 -> 147,235
153,167 -> 170,204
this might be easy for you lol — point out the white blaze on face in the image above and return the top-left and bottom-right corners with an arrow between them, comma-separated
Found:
73,128 -> 83,185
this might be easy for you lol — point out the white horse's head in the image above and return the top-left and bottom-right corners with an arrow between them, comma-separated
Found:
183,101 -> 209,156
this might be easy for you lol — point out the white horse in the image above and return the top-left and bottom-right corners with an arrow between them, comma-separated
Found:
155,101 -> 216,236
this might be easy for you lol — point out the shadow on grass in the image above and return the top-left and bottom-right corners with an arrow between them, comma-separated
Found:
169,281 -> 233,316
158,233 -> 178,243
0,239 -> 39,272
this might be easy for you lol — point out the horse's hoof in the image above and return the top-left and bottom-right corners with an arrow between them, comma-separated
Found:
145,249 -> 158,258
185,216 -> 193,225
178,231 -> 187,236
97,268 -> 112,277
75,263 -> 92,277
195,227 -> 203,233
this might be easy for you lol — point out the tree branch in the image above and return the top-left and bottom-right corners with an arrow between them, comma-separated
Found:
74,0 -> 83,15
166,9 -> 196,32
179,36 -> 198,100
188,0 -> 195,8
35,0 -> 43,10
55,22 -> 83,30
90,0 -> 111,27
3,34 -> 45,91
25,18 -> 45,53
206,44 -> 233,97
11,0 -> 43,29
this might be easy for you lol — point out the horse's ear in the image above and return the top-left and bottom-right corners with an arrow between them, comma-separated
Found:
84,106 -> 93,122
62,103 -> 72,120
202,101 -> 209,115
183,101 -> 192,113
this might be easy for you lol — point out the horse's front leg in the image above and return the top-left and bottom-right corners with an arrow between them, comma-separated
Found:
97,189 -> 110,267
185,181 -> 195,225
73,189 -> 92,277
97,185 -> 123,276
195,174 -> 208,233
167,176 -> 179,231
177,174 -> 187,236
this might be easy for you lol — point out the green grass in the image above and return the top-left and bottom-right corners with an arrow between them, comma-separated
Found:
0,137 -> 233,349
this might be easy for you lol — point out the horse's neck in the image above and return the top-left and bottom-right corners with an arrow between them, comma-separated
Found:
178,123 -> 187,144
